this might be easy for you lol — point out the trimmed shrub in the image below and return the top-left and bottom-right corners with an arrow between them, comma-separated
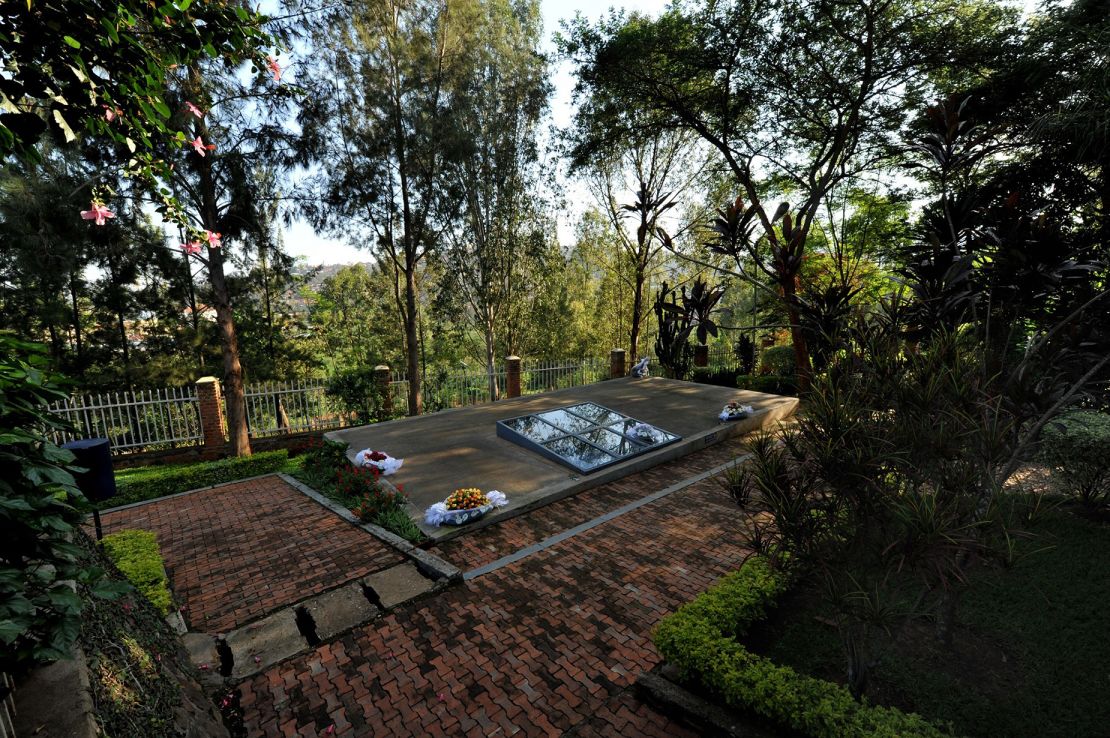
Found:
299,438 -> 351,487
736,374 -> 797,396
654,556 -> 948,738
1040,410 -> 1110,507
759,344 -> 796,376
100,530 -> 173,615
690,367 -> 739,388
112,450 -> 291,507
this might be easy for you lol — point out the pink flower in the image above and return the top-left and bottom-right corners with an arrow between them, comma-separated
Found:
80,201 -> 115,225
102,105 -> 122,122
204,230 -> 222,248
323,727 -> 335,736
253,655 -> 261,664
199,663 -> 210,671
181,241 -> 203,255
266,56 -> 283,82
185,101 -> 205,119
190,136 -> 216,156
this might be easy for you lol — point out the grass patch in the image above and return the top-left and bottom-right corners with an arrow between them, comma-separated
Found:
759,504 -> 1110,738
655,556 -> 945,737
100,530 -> 173,615
75,533 -> 185,738
109,450 -> 300,508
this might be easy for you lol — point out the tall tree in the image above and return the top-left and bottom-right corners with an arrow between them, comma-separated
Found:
302,0 -> 486,415
582,130 -> 700,360
563,0 -> 1013,389
439,0 -> 549,398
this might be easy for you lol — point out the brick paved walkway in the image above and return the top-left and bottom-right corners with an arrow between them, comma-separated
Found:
435,436 -> 750,572
101,476 -> 405,633
238,442 -> 754,737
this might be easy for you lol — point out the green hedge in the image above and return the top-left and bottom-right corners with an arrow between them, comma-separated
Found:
100,530 -> 173,615
654,556 -> 948,738
736,374 -> 797,396
1039,410 -> 1110,507
759,345 -> 796,375
111,450 -> 292,508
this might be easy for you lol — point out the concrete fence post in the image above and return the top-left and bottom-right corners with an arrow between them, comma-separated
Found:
373,365 -> 392,420
505,356 -> 522,399
694,344 -> 709,368
195,377 -> 226,453
610,348 -> 626,379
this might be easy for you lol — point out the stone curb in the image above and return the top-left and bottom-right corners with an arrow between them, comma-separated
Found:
13,645 -> 98,738
635,670 -> 777,738
277,473 -> 462,583
464,453 -> 750,580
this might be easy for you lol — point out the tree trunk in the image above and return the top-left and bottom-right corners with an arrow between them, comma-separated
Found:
404,266 -> 422,416
484,312 -> 499,401
208,252 -> 251,456
69,274 -> 83,371
781,275 -> 813,392
630,263 -> 645,362
191,83 -> 251,457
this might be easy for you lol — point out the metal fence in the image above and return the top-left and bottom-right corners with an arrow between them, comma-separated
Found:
47,386 -> 203,452
46,350 -> 745,454
242,379 -> 350,438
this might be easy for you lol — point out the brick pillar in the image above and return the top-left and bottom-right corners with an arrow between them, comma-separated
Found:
373,365 -> 392,420
195,376 -> 226,453
505,356 -> 521,398
694,343 -> 709,368
610,349 -> 626,379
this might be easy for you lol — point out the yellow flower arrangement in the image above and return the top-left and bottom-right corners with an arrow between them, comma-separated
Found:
445,487 -> 489,511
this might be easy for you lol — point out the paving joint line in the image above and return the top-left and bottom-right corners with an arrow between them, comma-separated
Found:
463,453 -> 749,580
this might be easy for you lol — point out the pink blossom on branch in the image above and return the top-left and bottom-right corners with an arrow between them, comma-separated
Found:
80,201 -> 115,225
266,56 -> 283,82
203,230 -> 222,248
190,136 -> 216,157
185,101 -> 205,119
181,241 -> 203,256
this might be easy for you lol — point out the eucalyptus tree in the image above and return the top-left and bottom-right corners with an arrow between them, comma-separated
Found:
563,0 -> 1013,389
300,0 -> 491,416
438,0 -> 550,399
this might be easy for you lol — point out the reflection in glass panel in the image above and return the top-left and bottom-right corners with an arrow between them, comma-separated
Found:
582,427 -> 641,457
541,436 -> 614,470
536,409 -> 595,434
565,402 -> 624,426
503,416 -> 566,443
608,418 -> 678,446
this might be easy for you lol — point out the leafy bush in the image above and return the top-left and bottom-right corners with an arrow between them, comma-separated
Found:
337,466 -> 422,542
716,461 -> 751,508
326,367 -> 390,424
655,556 -> 948,738
0,334 -> 126,671
1040,410 -> 1110,507
113,450 -> 291,507
690,367 -> 739,387
759,344 -> 796,376
735,335 -> 756,376
735,374 -> 797,396
297,437 -> 351,487
100,531 -> 172,615
371,507 -> 424,543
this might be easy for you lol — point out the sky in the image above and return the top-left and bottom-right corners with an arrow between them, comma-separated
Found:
281,0 -> 671,266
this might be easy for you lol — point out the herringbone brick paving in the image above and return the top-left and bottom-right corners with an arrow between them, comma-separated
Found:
100,476 -> 405,633
435,435 -> 751,572
237,446 -> 753,737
